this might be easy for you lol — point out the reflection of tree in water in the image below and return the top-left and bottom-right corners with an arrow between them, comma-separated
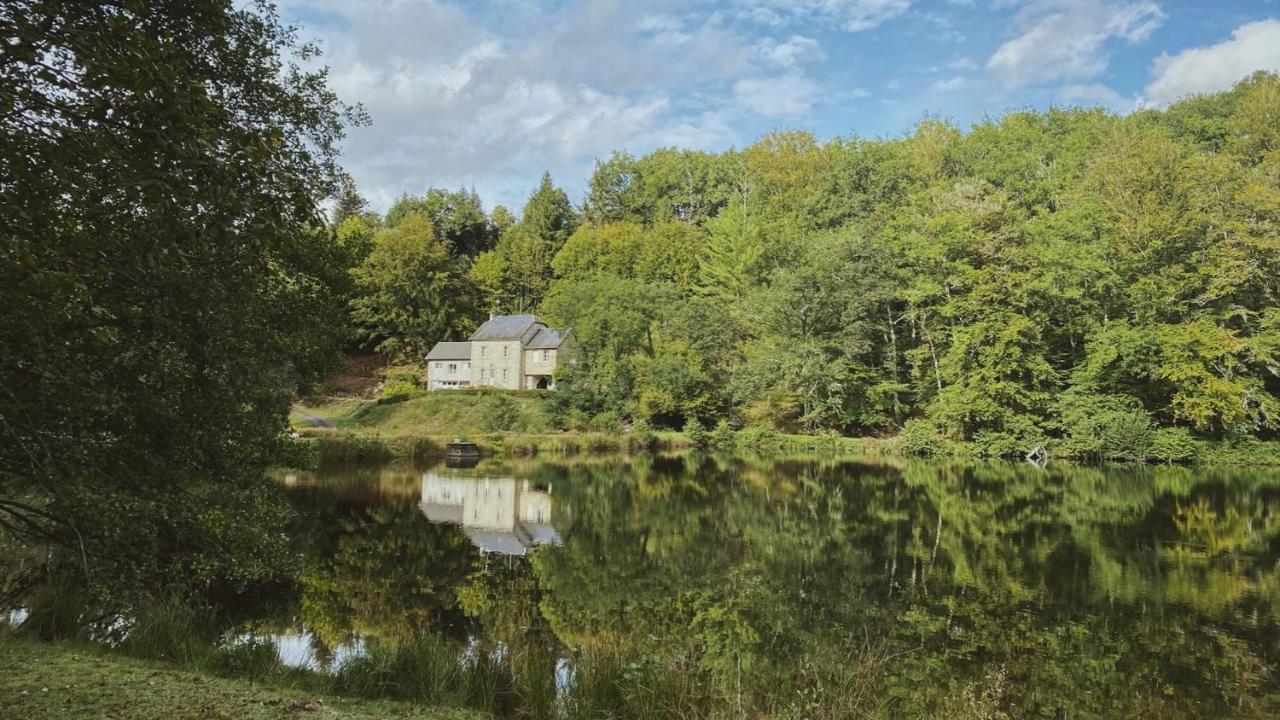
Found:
286,469 -> 479,653
276,457 -> 1280,717
530,456 -> 1280,717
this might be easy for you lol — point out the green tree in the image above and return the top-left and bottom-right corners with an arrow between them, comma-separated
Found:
0,0 -> 358,601
350,213 -> 481,356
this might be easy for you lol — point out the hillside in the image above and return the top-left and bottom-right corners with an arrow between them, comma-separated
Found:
296,390 -> 557,436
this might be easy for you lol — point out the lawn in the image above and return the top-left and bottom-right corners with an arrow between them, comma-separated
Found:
0,637 -> 486,720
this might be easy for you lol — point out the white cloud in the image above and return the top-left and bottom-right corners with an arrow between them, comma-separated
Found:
1059,82 -> 1131,110
737,0 -> 912,32
930,76 -> 968,92
987,0 -> 1164,88
734,73 -> 820,116
1145,20 -> 1280,106
757,34 -> 825,67
279,0 -> 756,211
947,57 -> 978,71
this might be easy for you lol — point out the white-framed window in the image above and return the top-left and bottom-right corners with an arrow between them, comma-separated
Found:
502,368 -> 508,380
447,363 -> 457,373
540,349 -> 550,362
503,346 -> 508,358
480,347 -> 486,358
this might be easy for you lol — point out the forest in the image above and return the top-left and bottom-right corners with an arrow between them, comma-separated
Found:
337,72 -> 1280,461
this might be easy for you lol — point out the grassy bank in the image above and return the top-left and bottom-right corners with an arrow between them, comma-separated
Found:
0,635 -> 483,720
294,391 -> 556,435
288,392 -> 1280,466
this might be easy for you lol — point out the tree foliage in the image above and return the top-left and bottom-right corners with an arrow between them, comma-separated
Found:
0,0 -> 361,599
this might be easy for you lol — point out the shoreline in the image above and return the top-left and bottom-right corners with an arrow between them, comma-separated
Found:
283,424 -> 1280,469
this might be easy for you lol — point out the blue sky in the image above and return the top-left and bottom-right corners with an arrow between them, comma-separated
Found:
280,0 -> 1280,213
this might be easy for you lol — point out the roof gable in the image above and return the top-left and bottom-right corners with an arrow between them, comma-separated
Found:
426,341 -> 471,360
470,314 -> 541,341
526,327 -> 569,350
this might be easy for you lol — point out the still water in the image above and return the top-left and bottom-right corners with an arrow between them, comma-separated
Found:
263,454 -> 1280,718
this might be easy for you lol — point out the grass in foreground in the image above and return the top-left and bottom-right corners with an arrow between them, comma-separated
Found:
0,636 -> 486,720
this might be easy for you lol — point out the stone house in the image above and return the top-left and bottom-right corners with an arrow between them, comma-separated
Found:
424,342 -> 471,390
425,314 -> 570,391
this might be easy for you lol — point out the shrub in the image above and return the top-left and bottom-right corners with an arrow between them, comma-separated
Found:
398,436 -> 442,464
207,637 -> 283,680
274,435 -> 318,469
629,420 -> 658,452
1148,426 -> 1197,463
17,580 -> 90,641
121,596 -> 217,665
1058,408 -> 1153,461
684,417 -> 709,450
335,634 -> 463,703
584,434 -> 622,453
379,381 -> 425,403
897,419 -> 942,457
316,433 -> 392,465
562,408 -> 591,432
1198,437 -> 1280,466
589,410 -> 623,434
737,426 -> 781,453
481,394 -> 524,432
711,420 -> 737,451
1055,393 -> 1152,461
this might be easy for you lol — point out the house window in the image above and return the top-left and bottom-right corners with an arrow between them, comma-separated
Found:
480,347 -> 486,358
503,346 -> 508,358
502,369 -> 508,381
540,350 -> 550,362
447,363 -> 457,373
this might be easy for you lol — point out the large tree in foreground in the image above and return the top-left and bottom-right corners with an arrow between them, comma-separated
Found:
0,0 -> 359,602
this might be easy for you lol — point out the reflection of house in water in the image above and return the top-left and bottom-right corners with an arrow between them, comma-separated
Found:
420,472 -> 562,556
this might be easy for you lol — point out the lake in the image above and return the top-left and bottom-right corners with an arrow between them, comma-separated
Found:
259,454 -> 1280,718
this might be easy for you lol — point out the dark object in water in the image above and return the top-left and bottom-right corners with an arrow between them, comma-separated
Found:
445,440 -> 480,467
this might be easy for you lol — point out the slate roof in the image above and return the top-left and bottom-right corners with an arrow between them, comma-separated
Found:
469,314 -> 540,341
418,502 -> 463,525
526,327 -> 569,350
426,341 -> 471,360
465,528 -> 533,556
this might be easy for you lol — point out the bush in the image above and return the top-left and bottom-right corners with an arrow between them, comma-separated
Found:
379,381 -> 425,403
897,419 -> 942,457
561,408 -> 591,432
684,417 -> 709,450
274,435 -> 318,469
121,596 -> 217,665
207,637 -> 283,680
1059,408 -> 1153,461
17,580 -> 90,641
335,634 -> 464,703
711,420 -> 737,451
481,394 -> 524,432
737,426 -> 781,453
1148,426 -> 1197,463
629,420 -> 658,452
315,433 -> 392,465
398,435 -> 442,464
1198,437 -> 1280,466
1055,393 -> 1152,461
589,410 -> 623,434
